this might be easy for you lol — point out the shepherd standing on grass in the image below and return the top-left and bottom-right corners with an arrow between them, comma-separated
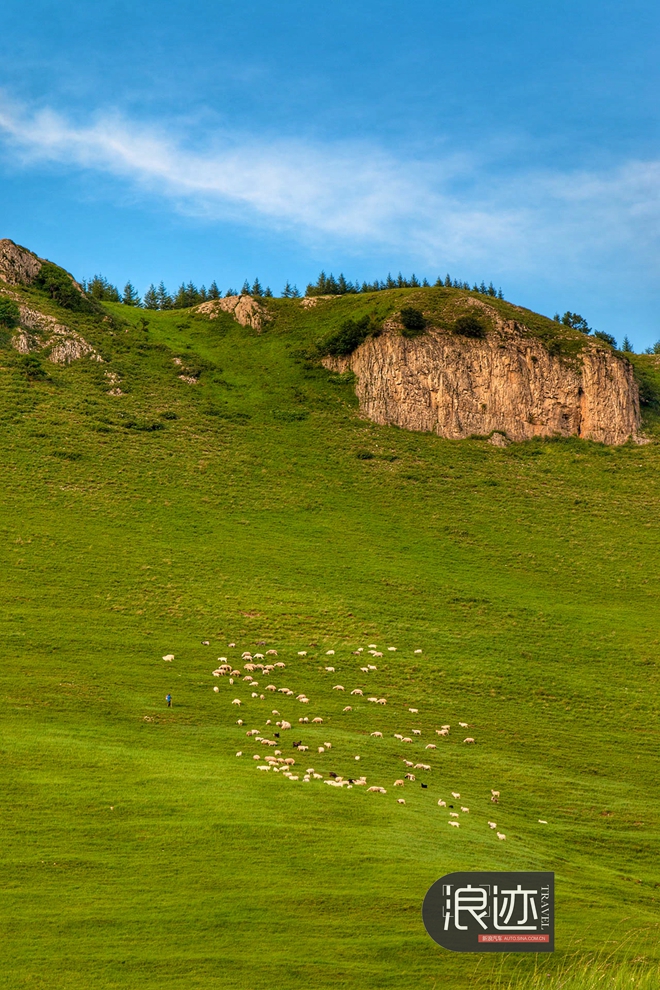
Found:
166,693 -> 172,707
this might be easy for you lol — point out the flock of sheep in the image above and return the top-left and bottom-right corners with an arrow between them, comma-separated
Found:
190,641 -> 510,840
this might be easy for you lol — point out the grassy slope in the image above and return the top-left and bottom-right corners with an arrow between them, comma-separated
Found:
1,288 -> 660,989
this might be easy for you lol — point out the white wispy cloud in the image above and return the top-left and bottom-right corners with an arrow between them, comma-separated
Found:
1,95 -> 659,283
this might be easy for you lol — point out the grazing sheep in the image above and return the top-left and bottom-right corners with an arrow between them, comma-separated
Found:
333,685 -> 345,691
436,729 -> 449,736
394,779 -> 405,787
388,647 -> 396,652
162,654 -> 174,662
326,650 -> 335,655
459,721 -> 469,728
236,751 -> 243,757
284,758 -> 295,766
257,765 -> 270,771
367,697 -> 378,703
373,652 -> 383,658
463,737 -> 475,744
246,729 -> 259,736
377,699 -> 387,705
280,721 -> 291,730
538,819 -> 548,824
404,773 -> 416,781
298,717 -> 308,724
437,799 -> 446,807
412,729 -> 422,736
491,790 -> 500,803
325,666 -> 335,672
394,734 -> 403,740
237,719 -> 243,725
274,662 -> 286,668
318,747 -> 325,753
497,832 -> 506,841
213,686 -> 219,693
298,651 -> 307,656
461,807 -> 469,813
266,685 -> 277,691
323,742 -> 331,749
442,725 -> 450,730
351,689 -> 363,696
296,694 -> 307,701
343,706 -> 352,712
251,692 -> 258,698
425,743 -> 436,750
254,653 -> 264,660
368,665 -> 377,671
368,644 -> 377,649
488,822 -> 497,829
371,731 -> 383,738
397,798 -> 406,805
299,745 -> 309,752
232,699 -> 242,706
448,821 -> 459,828
354,755 -> 360,761
253,755 -> 260,760
402,737 -> 413,744
414,649 -> 422,654
360,667 -> 369,673
403,760 -> 414,767
229,679 -> 234,685
272,709 -> 280,715
368,786 -> 387,794
266,650 -> 278,655
409,708 -> 419,714
228,643 -> 236,647
452,792 -> 460,799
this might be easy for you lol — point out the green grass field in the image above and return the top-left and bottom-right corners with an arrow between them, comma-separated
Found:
2,287 -> 660,988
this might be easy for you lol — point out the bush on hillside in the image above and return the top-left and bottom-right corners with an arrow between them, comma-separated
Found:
399,307 -> 426,338
454,314 -> 486,338
322,316 -> 376,357
20,354 -> 48,380
34,262 -> 92,312
593,330 -> 617,348
0,297 -> 20,328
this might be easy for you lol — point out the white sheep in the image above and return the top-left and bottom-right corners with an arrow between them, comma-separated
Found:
436,729 -> 449,736
232,698 -> 242,706
414,649 -> 422,654
448,821 -> 459,828
326,650 -> 335,655
368,644 -> 377,649
371,731 -> 383,738
463,737 -> 475,744
459,721 -> 469,728
491,790 -> 500,803
318,747 -> 325,753
213,686 -> 219,693
325,666 -> 335,672
403,760 -> 414,767
266,685 -> 277,691
397,798 -> 406,805
162,654 -> 174,662
351,688 -> 363,696
497,832 -> 506,841
388,647 -> 396,651
377,698 -> 387,705
236,719 -> 243,725
360,667 -> 369,673
394,779 -> 405,787
236,751 -> 243,757
402,737 -> 412,744
394,733 -> 403,740
368,665 -> 377,671
323,742 -> 331,749
257,765 -> 269,771
333,685 -> 345,691
409,708 -> 419,714
298,651 -> 307,656
450,811 -> 459,818
412,729 -> 422,736
343,706 -> 352,712
312,717 -> 323,724
452,792 -> 460,799
488,822 -> 497,829
461,807 -> 469,813
425,743 -> 436,750
437,799 -> 446,807
266,650 -> 278,655
404,773 -> 416,781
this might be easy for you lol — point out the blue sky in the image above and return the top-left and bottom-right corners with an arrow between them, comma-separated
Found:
1,0 -> 659,346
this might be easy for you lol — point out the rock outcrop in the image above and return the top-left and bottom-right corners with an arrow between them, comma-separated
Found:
323,326 -> 640,445
0,239 -> 43,286
195,295 -> 270,331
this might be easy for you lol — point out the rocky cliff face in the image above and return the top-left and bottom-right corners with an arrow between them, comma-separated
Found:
323,325 -> 640,445
0,239 -> 43,285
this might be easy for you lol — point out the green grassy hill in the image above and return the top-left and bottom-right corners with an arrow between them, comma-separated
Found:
2,280 -> 660,990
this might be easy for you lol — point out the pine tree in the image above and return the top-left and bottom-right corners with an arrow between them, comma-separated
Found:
497,288 -> 503,299
290,284 -> 300,298
226,288 -> 237,297
143,284 -> 159,310
208,281 -> 220,300
410,273 -> 420,287
479,281 -> 487,294
282,281 -> 293,298
122,281 -> 141,306
422,277 -> 429,287
263,286 -> 273,298
444,274 -> 452,287
199,285 -> 207,302
241,280 -> 251,295
488,282 -> 496,297
252,278 -> 263,297
337,273 -> 348,294
156,282 -> 172,310
621,335 -> 633,352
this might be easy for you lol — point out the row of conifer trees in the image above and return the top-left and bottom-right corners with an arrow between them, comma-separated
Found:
82,271 -> 504,310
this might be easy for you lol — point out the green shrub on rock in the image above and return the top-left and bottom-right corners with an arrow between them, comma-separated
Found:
0,297 -> 20,328
454,314 -> 486,338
